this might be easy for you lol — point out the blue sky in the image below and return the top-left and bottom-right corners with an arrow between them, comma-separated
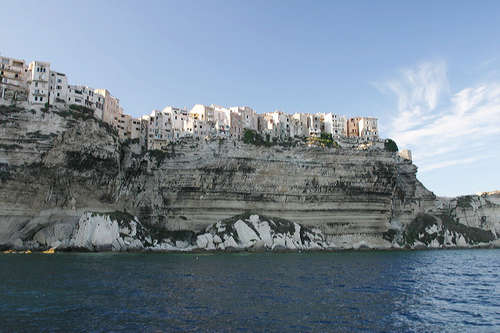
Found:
1,0 -> 499,197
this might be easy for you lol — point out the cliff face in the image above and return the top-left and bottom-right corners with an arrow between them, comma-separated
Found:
0,105 -> 498,251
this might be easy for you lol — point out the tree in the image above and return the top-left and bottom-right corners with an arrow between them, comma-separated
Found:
384,138 -> 399,152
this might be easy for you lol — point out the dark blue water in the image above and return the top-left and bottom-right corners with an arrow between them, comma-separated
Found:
0,250 -> 499,332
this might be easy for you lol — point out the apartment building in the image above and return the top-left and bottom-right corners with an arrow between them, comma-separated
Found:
116,113 -> 141,140
230,110 -> 243,139
48,71 -> 69,105
211,104 -> 231,137
347,117 -> 360,137
0,56 -> 29,102
307,113 -> 323,137
95,88 -> 121,125
27,61 -> 50,104
358,117 -> 378,140
323,113 -> 347,137
230,106 -> 258,131
291,113 -> 309,137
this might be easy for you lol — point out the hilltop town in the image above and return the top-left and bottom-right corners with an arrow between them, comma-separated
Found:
1,54 -> 499,253
1,54 -> 379,151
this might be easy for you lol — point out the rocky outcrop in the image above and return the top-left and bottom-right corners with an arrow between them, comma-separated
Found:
0,105 -> 498,251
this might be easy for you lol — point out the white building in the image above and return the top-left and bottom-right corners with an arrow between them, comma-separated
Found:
27,61 -> 50,105
48,71 -> 69,105
230,106 -> 258,131
189,104 -> 216,136
143,110 -> 171,150
68,85 -> 96,107
258,113 -> 278,141
190,104 -> 215,123
358,117 -> 378,140
291,113 -> 309,137
268,111 -> 293,140
163,106 -> 190,140
323,113 -> 347,137
211,104 -> 231,137
307,113 -> 322,137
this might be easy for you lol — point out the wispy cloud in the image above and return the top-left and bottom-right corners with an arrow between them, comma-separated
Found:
381,61 -> 500,174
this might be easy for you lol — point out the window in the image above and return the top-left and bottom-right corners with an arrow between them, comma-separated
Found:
40,97 -> 43,102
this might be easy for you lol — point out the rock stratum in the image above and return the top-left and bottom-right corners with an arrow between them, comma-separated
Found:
1,105 -> 499,251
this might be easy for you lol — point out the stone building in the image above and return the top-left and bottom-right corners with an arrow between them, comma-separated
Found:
0,56 -> 29,102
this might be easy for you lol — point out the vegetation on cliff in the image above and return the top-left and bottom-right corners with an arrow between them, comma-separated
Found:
403,213 -> 495,246
384,138 -> 398,152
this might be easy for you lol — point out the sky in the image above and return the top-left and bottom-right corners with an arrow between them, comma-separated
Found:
1,0 -> 499,197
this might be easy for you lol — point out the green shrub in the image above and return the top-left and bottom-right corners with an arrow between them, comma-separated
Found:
384,138 -> 399,152
308,134 -> 339,148
69,104 -> 94,114
243,129 -> 269,146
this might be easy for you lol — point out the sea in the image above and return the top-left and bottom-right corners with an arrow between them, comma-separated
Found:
0,249 -> 499,332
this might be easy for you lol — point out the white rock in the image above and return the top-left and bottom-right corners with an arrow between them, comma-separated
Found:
223,236 -> 238,248
234,220 -> 259,246
253,221 -> 272,247
272,234 -> 286,249
456,234 -> 468,247
196,234 -> 209,248
429,238 -> 441,248
292,223 -> 302,243
70,213 -> 120,250
425,224 -> 439,234
175,240 -> 189,248
249,215 -> 260,224
285,237 -> 296,249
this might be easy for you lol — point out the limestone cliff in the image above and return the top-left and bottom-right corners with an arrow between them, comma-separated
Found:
0,105 -> 498,251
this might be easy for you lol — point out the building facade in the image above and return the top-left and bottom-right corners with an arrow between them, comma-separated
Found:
0,56 -> 29,102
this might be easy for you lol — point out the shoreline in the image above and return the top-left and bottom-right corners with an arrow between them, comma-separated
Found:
3,243 -> 499,255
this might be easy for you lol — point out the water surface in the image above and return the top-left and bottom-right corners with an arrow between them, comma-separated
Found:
0,250 -> 499,332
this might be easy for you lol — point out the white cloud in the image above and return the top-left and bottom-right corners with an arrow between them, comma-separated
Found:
419,157 -> 481,172
382,61 -> 500,174
385,61 -> 449,132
